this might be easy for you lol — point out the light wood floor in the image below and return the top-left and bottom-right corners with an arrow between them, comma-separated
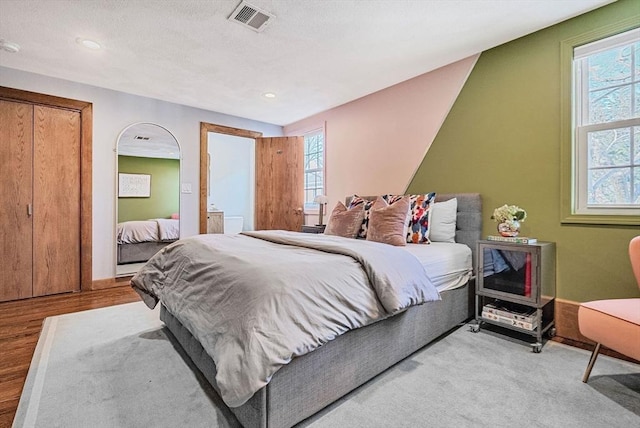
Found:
0,285 -> 140,428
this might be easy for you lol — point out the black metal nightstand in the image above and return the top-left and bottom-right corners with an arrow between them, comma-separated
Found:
301,225 -> 326,234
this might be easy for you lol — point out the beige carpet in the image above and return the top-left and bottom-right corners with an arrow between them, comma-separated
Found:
13,302 -> 640,428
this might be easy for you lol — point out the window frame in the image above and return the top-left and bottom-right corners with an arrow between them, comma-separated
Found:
560,20 -> 640,225
286,122 -> 326,213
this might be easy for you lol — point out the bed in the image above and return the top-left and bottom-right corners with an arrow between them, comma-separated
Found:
131,193 -> 481,427
117,218 -> 179,264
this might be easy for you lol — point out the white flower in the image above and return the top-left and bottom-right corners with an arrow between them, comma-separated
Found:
492,204 -> 527,223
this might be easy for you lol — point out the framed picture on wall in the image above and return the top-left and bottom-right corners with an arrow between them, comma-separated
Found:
119,173 -> 151,197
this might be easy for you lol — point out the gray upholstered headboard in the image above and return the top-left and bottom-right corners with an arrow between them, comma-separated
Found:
435,193 -> 482,271
344,193 -> 482,271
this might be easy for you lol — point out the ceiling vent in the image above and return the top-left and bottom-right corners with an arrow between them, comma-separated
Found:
228,1 -> 274,33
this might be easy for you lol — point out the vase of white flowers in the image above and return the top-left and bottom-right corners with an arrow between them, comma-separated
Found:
492,204 -> 527,237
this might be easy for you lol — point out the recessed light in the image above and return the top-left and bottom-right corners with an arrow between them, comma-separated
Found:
0,39 -> 20,53
263,92 -> 276,99
76,38 -> 101,50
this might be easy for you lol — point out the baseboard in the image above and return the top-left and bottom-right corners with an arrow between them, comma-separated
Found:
91,276 -> 131,290
554,298 -> 592,343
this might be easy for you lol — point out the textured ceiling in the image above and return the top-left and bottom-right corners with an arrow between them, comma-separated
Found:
0,0 -> 615,126
118,123 -> 181,159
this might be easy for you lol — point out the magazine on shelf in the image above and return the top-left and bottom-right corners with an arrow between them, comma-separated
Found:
482,302 -> 537,323
482,311 -> 538,331
486,235 -> 537,244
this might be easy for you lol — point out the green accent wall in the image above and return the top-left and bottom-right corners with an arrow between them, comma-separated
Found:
118,156 -> 179,222
408,0 -> 640,302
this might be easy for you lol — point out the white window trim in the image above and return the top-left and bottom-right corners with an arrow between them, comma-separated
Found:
560,21 -> 640,225
286,122 -> 326,214
573,28 -> 640,217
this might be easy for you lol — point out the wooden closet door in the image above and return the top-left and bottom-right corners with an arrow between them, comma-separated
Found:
32,105 -> 81,296
0,100 -> 34,302
255,137 -> 304,231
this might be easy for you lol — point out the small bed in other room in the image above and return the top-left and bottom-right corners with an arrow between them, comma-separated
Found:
117,218 -> 179,264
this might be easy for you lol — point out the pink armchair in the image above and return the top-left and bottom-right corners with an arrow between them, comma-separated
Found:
578,236 -> 640,382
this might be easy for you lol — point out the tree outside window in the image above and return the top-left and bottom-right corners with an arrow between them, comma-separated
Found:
303,130 -> 324,210
573,28 -> 640,217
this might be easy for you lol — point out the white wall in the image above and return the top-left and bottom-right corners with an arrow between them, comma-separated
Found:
0,66 -> 282,280
207,133 -> 255,231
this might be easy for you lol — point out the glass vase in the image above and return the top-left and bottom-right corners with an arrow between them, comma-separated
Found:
498,220 -> 520,237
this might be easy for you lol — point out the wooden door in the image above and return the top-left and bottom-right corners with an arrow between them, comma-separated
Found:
255,137 -> 304,231
32,105 -> 81,296
0,100 -> 34,301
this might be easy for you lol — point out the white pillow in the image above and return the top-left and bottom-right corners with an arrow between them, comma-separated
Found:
429,198 -> 457,243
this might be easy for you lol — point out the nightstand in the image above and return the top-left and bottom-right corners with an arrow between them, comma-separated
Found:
472,240 -> 556,353
301,225 -> 326,234
207,211 -> 224,234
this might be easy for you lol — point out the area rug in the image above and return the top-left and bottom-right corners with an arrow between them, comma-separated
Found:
13,302 -> 640,428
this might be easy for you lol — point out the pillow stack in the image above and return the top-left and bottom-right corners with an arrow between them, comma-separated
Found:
323,192 -> 457,246
330,193 -> 438,246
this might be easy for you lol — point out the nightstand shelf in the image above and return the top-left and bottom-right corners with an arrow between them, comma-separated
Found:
472,240 -> 556,353
301,225 -> 326,234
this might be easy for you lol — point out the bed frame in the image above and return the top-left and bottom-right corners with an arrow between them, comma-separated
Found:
160,193 -> 482,428
117,241 -> 175,264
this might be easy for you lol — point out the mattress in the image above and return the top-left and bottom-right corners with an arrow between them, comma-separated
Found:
401,242 -> 473,292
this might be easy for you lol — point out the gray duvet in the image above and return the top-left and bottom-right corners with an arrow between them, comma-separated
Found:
131,230 -> 439,407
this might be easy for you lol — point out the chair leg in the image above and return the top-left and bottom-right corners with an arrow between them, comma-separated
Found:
582,342 -> 601,383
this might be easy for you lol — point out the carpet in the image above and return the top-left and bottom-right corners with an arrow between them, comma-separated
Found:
13,302 -> 640,428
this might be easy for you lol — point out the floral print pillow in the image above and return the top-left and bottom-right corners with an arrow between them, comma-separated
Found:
347,195 -> 376,239
383,193 -> 437,243
405,192 -> 437,244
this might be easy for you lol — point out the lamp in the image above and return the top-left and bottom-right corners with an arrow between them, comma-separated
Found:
314,194 -> 328,226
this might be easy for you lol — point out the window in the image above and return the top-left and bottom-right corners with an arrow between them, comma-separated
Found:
572,28 -> 640,219
303,128 -> 325,210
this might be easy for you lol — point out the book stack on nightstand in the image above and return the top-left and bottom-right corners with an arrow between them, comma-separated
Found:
486,235 -> 537,244
301,225 -> 326,234
481,301 -> 538,331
